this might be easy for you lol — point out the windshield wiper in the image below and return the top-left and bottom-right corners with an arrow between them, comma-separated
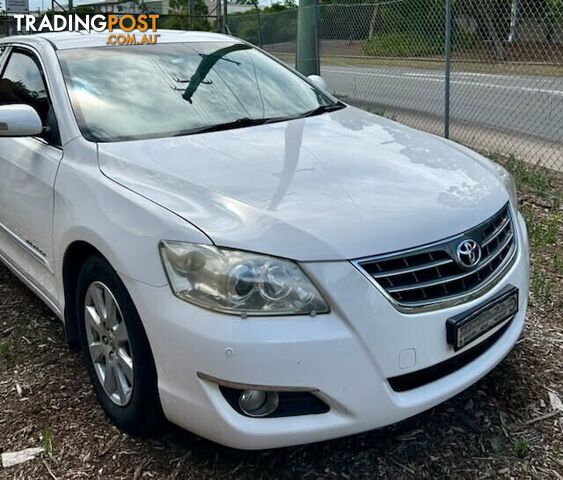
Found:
174,117 -> 275,136
173,105 -> 346,137
299,103 -> 346,119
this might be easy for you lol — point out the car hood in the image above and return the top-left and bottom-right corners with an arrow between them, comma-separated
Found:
97,107 -> 508,261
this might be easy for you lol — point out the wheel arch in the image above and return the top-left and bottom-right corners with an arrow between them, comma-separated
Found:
62,240 -> 109,349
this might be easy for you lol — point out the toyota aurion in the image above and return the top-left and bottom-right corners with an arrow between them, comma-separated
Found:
0,31 -> 528,449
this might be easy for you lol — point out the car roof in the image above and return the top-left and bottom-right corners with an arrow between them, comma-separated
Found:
0,30 -> 241,50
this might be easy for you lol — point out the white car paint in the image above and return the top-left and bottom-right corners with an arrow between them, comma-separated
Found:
98,107 -> 508,261
0,30 -> 529,449
0,105 -> 44,137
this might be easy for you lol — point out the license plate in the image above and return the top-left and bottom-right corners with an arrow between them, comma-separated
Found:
446,285 -> 519,351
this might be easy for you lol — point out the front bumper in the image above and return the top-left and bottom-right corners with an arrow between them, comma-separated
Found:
123,213 -> 529,449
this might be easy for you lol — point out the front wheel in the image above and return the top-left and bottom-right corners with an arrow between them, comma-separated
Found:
76,255 -> 164,435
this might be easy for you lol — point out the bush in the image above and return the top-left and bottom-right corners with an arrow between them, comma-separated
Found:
362,32 -> 443,57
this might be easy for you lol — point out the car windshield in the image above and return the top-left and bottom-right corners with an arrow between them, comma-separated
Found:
57,42 -> 342,142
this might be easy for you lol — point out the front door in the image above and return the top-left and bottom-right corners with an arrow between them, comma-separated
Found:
0,47 -> 63,305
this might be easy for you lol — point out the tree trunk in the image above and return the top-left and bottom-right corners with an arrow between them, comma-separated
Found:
508,0 -> 520,43
368,3 -> 380,39
485,16 -> 505,61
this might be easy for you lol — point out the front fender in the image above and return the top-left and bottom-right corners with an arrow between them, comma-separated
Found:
53,137 -> 212,310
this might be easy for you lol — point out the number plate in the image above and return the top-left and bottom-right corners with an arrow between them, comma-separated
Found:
447,285 -> 519,351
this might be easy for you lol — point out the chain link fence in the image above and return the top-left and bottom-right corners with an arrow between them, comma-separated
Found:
229,1 -> 563,171
1,13 -> 22,37
1,2 -> 561,170
0,13 -> 218,37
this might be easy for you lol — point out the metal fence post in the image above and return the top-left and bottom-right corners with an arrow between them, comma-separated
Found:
296,0 -> 320,76
257,10 -> 263,47
216,0 -> 221,32
188,0 -> 194,30
444,0 -> 452,139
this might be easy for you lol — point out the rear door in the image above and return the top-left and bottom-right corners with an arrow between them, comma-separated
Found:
0,46 -> 63,305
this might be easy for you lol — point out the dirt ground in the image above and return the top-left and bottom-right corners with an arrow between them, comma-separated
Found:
0,161 -> 562,479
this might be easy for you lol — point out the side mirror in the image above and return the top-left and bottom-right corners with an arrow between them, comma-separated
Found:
0,105 -> 43,137
308,75 -> 328,91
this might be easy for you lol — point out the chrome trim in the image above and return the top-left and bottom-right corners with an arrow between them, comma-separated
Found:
370,257 -> 454,279
0,221 -> 51,271
197,372 -> 319,393
396,253 -> 517,310
351,205 -> 519,314
0,247 -> 62,318
386,231 -> 514,294
482,214 -> 511,248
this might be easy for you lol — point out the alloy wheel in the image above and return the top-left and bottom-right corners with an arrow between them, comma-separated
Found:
84,281 -> 134,406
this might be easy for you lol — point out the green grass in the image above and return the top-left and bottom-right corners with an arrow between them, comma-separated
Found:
364,106 -> 398,122
315,54 -> 563,77
504,155 -> 557,200
42,429 -> 54,455
362,32 -> 443,58
262,48 -> 563,77
0,341 -> 10,358
498,155 -> 563,310
530,270 -> 554,305
491,437 -> 530,460
524,206 -> 562,307
512,438 -> 530,459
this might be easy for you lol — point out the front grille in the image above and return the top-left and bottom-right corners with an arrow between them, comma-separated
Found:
355,204 -> 517,311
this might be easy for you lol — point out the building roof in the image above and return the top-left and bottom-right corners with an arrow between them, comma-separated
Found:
0,30 -> 240,50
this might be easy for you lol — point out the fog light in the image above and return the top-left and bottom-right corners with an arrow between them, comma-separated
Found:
238,390 -> 279,417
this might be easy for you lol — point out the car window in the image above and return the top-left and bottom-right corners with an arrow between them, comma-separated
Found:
58,42 -> 341,142
0,49 -> 61,146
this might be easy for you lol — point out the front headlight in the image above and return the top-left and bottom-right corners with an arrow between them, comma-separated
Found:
496,165 -> 518,207
159,241 -> 329,316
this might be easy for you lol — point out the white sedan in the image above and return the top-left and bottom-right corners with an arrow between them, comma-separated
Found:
0,30 -> 528,449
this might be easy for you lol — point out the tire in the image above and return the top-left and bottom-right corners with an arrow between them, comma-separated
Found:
76,255 -> 165,436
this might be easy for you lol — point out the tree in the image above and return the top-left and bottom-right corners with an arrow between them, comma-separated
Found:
456,0 -> 511,59
228,2 -> 297,46
165,0 -> 210,31
235,0 -> 262,45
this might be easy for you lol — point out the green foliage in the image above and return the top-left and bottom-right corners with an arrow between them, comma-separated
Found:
42,429 -> 54,455
362,32 -> 443,57
512,438 -> 530,458
0,341 -> 9,358
503,154 -> 556,199
159,14 -> 211,32
500,154 -> 562,309
162,0 -> 211,31
228,5 -> 297,46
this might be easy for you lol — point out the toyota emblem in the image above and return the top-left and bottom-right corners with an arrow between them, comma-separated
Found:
456,239 -> 482,268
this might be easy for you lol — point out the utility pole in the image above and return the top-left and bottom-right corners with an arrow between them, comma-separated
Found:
296,0 -> 320,75
223,0 -> 228,33
216,0 -> 221,32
